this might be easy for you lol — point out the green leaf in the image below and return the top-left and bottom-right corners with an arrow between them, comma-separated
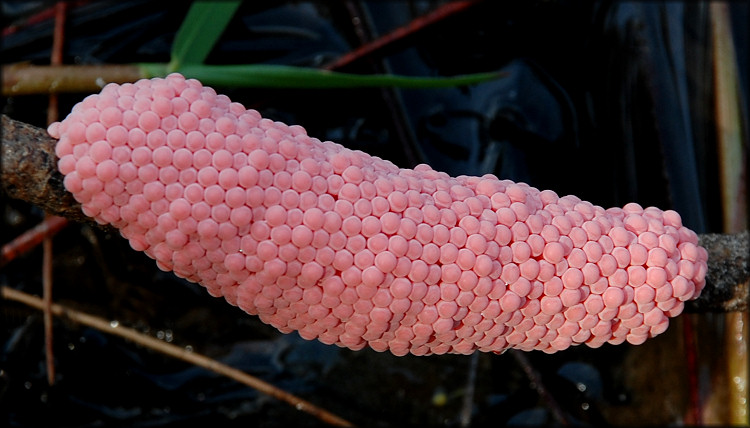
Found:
170,0 -> 242,70
140,63 -> 507,89
139,63 -> 168,78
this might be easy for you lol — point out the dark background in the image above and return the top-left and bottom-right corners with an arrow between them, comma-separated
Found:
2,1 -> 748,426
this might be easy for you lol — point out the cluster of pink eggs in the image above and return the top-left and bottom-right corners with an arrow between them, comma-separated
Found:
48,73 -> 708,356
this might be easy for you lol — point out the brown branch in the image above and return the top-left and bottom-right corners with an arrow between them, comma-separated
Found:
689,231 -> 749,312
510,350 -> 571,426
1,114 -> 91,222
2,63 -> 144,96
1,113 -> 748,312
0,286 -> 355,427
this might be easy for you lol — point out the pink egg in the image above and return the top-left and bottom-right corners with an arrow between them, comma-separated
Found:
387,191 -> 408,213
342,165 -> 364,184
624,214 -> 649,234
583,241 -> 604,263
212,150 -> 233,170
540,295 -> 563,315
104,178 -> 126,199
142,181 -> 165,202
103,125 -> 129,147
499,292 -> 522,312
603,287 -> 625,308
671,275 -> 694,301
638,231 -> 660,250
146,129 -> 167,149
509,277 -> 531,298
95,159 -> 119,182
366,233 -> 388,254
137,164 -> 159,184
85,122 -> 107,143
456,248 -> 477,270
579,262 -> 599,285
566,247 -> 588,269
593,255 -> 616,279
149,146 -> 171,167
261,205 -> 284,227
511,241 -> 531,263
359,216 -> 380,237
470,255 -> 492,278
542,242 -> 565,264
519,259 -> 540,281
55,138 -> 74,159
148,96 -> 172,118
202,185 -> 223,206
215,116 -> 236,136
196,218 -> 218,238
75,155 -> 98,178
647,247 -> 668,267
224,187 -> 245,208
352,198 -> 371,219
360,266 -> 383,287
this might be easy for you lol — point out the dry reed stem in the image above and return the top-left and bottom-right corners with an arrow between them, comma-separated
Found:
2,64 -> 144,96
0,286 -> 355,427
711,2 -> 749,424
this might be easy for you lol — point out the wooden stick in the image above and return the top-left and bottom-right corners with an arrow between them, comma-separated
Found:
2,113 -> 746,312
2,64 -> 143,96
0,285 -> 355,427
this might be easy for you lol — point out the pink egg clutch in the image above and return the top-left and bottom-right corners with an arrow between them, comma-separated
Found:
48,73 -> 708,356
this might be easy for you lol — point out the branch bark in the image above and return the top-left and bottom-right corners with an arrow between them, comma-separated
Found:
1,114 -> 90,223
3,64 -> 143,96
690,231 -> 749,312
2,113 -> 748,311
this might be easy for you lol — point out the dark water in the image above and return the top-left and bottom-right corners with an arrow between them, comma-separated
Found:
2,1 -> 747,426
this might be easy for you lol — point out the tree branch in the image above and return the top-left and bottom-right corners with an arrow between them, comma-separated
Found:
690,231 -> 749,312
2,114 -> 747,311
1,114 -> 91,223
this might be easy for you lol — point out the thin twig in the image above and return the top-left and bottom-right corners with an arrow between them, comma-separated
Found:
47,0 -> 67,123
459,351 -> 479,427
334,1 -> 423,167
0,286 -> 356,427
324,0 -> 482,70
1,0 -> 86,38
0,215 -> 69,267
43,230 -> 55,385
510,350 -> 571,426
43,0 -> 68,387
41,230 -> 56,379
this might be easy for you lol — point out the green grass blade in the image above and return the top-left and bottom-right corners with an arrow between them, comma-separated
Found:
141,63 -> 506,89
139,63 -> 168,78
170,0 -> 242,70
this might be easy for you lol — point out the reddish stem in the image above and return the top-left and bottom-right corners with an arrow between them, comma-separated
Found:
324,0 -> 483,71
510,351 -> 571,426
2,0 -> 87,37
40,0 -> 68,387
0,216 -> 69,267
